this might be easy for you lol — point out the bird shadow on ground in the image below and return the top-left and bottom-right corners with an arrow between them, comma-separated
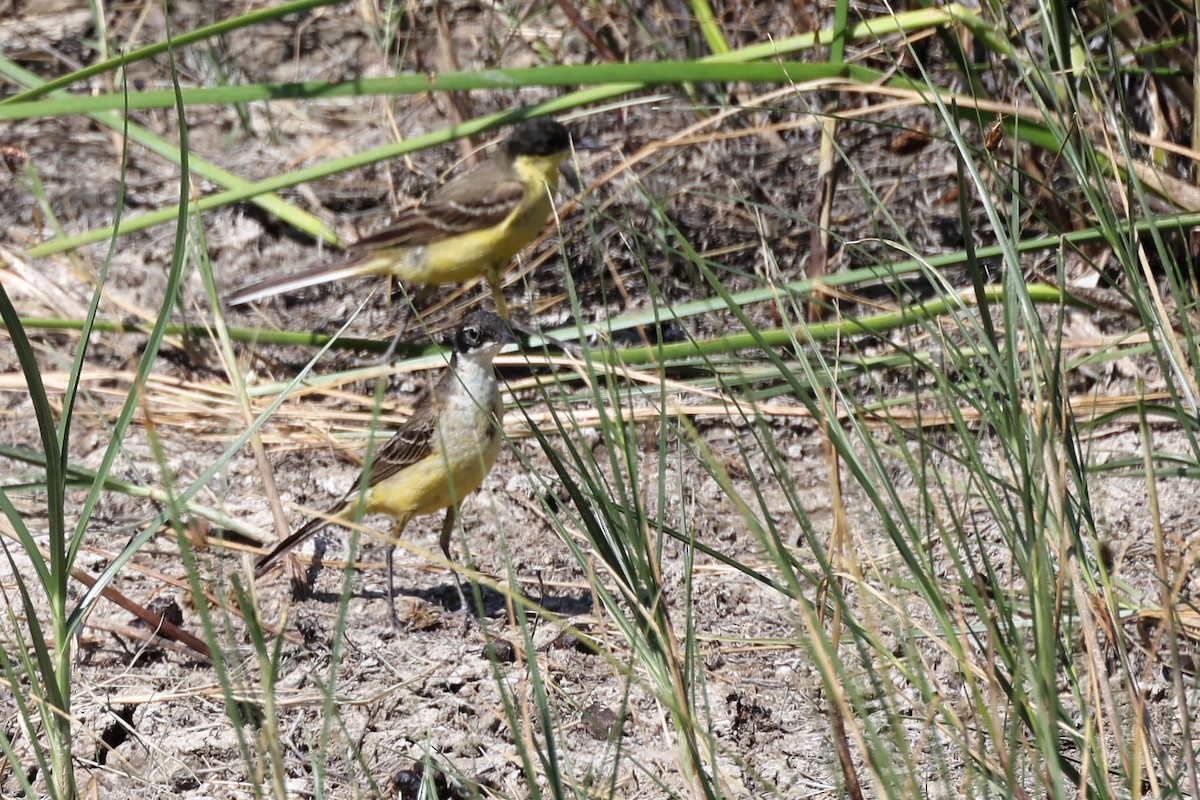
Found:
304,574 -> 594,621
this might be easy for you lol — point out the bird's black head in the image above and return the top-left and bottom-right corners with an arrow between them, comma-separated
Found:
454,310 -> 515,353
504,118 -> 572,159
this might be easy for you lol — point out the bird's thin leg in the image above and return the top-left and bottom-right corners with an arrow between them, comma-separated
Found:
378,284 -> 434,364
485,265 -> 511,322
385,518 -> 409,631
439,506 -> 471,614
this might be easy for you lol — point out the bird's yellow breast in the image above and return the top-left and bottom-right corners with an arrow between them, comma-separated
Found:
394,154 -> 563,286
363,447 -> 492,520
363,370 -> 504,521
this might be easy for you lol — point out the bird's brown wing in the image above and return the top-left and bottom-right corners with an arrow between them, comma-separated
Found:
350,161 -> 527,251
253,383 -> 441,577
366,396 -> 439,487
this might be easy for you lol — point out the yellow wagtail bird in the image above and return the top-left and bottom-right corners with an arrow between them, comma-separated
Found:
254,310 -> 515,628
226,118 -> 573,321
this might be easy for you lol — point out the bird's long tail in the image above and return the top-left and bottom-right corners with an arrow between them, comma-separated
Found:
254,515 -> 333,577
226,256 -> 384,306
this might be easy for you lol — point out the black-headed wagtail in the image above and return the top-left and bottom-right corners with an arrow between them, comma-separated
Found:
254,311 -> 515,628
227,118 -> 573,321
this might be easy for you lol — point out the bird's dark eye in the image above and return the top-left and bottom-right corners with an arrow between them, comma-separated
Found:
463,325 -> 481,346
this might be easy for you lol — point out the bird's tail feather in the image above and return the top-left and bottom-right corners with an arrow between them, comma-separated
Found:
254,514 -> 333,577
226,258 -> 382,306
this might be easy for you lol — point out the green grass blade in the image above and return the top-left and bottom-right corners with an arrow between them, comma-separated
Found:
0,0 -> 345,104
0,56 -> 335,251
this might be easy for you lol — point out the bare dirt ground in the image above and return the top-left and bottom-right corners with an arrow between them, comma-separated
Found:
2,1 -> 1198,797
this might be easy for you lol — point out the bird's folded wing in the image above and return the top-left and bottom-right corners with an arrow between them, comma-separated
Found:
367,402 -> 439,487
350,176 -> 526,249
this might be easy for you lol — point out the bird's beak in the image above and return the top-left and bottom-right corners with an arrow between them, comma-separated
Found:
561,137 -> 604,192
560,162 -> 584,192
495,319 -> 519,347
506,319 -> 579,354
